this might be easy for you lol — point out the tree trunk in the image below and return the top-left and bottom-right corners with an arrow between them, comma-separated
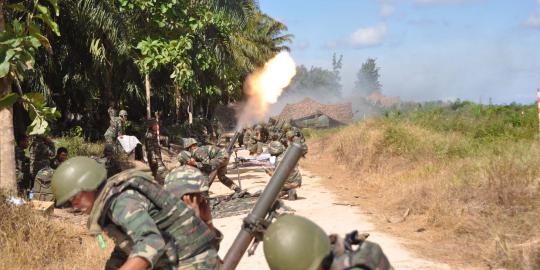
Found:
145,73 -> 151,119
175,86 -> 181,123
188,96 -> 193,124
0,1 -> 17,194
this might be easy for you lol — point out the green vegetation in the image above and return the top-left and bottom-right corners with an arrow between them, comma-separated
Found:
2,0 -> 291,134
55,136 -> 104,157
309,101 -> 540,268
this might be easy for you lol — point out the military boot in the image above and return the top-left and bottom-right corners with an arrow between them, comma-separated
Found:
287,189 -> 297,201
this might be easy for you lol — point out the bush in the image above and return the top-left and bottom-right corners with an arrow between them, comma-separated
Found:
55,136 -> 104,157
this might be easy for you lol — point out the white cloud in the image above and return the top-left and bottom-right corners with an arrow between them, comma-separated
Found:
414,0 -> 478,5
349,23 -> 387,48
523,1 -> 540,28
524,13 -> 540,27
379,0 -> 395,17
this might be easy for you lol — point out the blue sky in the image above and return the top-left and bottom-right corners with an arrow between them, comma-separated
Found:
260,0 -> 540,104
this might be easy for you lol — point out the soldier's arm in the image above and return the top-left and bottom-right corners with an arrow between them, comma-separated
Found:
206,147 -> 226,170
109,190 -> 166,269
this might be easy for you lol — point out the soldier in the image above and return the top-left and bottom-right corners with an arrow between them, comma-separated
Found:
15,135 -> 31,194
242,127 -> 253,148
29,135 -> 55,181
33,165 -> 55,201
104,109 -> 127,144
183,138 -> 241,193
287,130 -> 308,156
51,157 -> 220,269
96,144 -> 122,178
263,215 -> 393,270
165,151 -> 223,250
145,119 -> 167,184
267,138 -> 301,200
50,147 -> 69,169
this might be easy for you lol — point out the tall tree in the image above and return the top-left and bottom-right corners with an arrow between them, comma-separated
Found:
0,0 -> 60,192
354,58 -> 382,96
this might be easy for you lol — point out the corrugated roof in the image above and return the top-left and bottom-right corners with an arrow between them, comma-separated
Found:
277,98 -> 353,125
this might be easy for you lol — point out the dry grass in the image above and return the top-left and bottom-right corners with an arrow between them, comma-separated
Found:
307,116 -> 540,269
0,194 -> 111,270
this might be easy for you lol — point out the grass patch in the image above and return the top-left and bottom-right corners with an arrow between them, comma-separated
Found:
0,194 -> 111,269
308,102 -> 540,268
55,136 -> 104,157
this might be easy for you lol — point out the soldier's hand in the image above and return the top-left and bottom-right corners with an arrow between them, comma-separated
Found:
182,194 -> 201,217
187,158 -> 197,166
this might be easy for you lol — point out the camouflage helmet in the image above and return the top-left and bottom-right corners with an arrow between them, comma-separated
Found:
177,150 -> 192,165
254,124 -> 263,130
263,215 -> 331,270
51,156 -> 107,206
282,122 -> 292,132
164,166 -> 209,197
119,110 -> 128,117
183,138 -> 198,149
268,141 -> 286,156
286,130 -> 295,139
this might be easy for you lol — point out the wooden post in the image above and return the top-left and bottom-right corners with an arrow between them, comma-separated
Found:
145,73 -> 151,119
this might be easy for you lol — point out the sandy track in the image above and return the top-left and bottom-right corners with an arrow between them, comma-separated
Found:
209,150 -> 451,270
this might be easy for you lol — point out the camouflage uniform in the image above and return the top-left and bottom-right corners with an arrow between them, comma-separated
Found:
146,128 -> 167,183
104,117 -> 125,144
15,145 -> 31,193
242,128 -> 253,149
287,129 -> 308,156
191,145 -> 240,192
269,141 -> 302,192
164,163 -> 224,251
164,165 -> 210,198
87,170 -> 219,270
329,234 -> 393,270
33,166 -> 55,201
29,136 -> 55,179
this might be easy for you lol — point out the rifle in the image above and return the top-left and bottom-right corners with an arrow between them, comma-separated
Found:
221,142 -> 304,270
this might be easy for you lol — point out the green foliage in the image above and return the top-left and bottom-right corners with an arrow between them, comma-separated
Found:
354,58 -> 381,96
55,136 -> 104,157
1,0 -> 60,81
1,0 -> 61,135
387,101 -> 537,142
286,63 -> 342,98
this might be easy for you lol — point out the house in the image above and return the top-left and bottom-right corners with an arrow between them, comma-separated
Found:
276,98 -> 353,128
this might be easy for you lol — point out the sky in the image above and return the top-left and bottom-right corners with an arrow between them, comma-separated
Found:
259,0 -> 540,104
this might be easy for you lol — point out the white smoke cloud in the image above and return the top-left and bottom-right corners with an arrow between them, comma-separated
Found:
349,23 -> 387,48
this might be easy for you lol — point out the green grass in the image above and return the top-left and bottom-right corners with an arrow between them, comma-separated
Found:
54,136 -> 104,157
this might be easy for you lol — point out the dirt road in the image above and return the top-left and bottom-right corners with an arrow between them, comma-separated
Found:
208,149 -> 451,270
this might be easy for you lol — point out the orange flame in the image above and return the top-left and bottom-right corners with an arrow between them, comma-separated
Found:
237,52 -> 296,129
